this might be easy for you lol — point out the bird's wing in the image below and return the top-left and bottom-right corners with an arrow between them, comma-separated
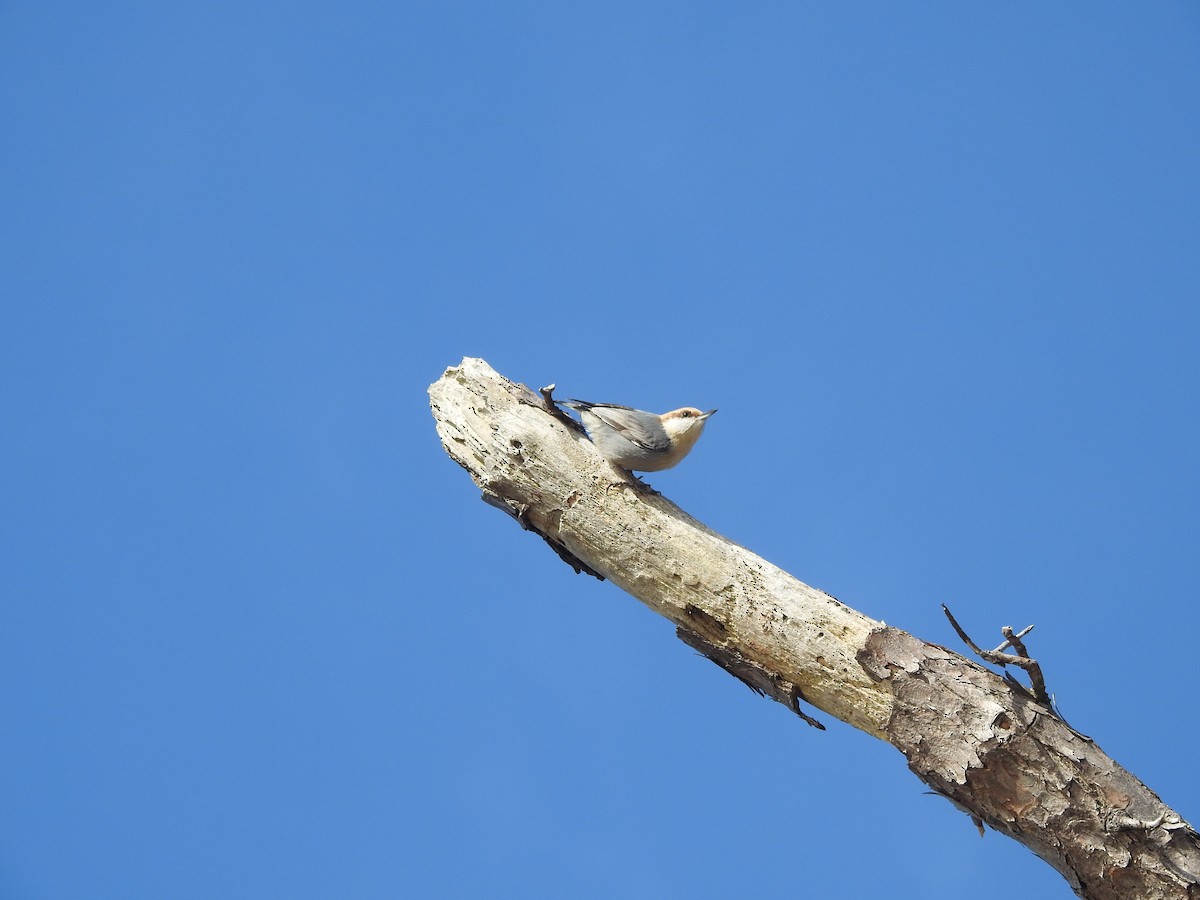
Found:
585,404 -> 671,452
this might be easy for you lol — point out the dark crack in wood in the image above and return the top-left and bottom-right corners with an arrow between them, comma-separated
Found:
682,603 -> 727,644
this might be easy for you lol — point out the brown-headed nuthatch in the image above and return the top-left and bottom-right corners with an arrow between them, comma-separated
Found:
557,399 -> 717,472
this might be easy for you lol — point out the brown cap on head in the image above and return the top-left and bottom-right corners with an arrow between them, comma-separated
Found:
662,407 -> 716,421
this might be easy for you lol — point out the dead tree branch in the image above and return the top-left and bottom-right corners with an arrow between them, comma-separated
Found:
429,357 -> 1199,900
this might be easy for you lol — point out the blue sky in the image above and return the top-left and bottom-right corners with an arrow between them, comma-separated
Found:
3,3 -> 1198,897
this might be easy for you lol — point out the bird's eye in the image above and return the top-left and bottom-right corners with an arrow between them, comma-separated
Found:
680,410 -> 692,417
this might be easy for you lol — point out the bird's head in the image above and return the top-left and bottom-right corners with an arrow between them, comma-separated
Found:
660,407 -> 717,450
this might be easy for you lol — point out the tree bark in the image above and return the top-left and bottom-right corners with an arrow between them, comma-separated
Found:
428,357 -> 1200,900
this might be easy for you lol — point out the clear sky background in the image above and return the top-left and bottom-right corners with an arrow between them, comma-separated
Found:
3,3 -> 1198,898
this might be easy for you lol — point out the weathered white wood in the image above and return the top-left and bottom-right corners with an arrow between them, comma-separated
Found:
430,357 -> 890,733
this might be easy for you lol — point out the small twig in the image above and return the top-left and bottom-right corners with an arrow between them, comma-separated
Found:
539,383 -> 586,434
992,624 -> 1035,655
942,604 -> 985,655
941,605 -> 1053,709
1000,625 -> 1050,706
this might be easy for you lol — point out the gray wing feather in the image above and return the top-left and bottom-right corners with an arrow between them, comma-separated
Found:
585,405 -> 670,452
561,400 -> 670,452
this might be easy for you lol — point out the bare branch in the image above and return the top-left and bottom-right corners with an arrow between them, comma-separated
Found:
430,358 -> 1200,900
942,606 -> 1052,708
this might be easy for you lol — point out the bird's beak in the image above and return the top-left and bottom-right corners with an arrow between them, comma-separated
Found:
701,409 -> 717,419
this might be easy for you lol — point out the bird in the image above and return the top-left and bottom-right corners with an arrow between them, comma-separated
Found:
556,399 -> 717,472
